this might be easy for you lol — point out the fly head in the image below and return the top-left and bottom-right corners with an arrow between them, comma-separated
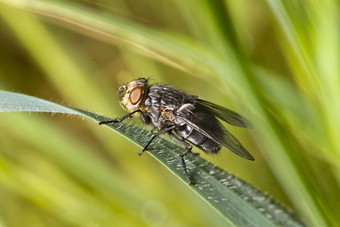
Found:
119,78 -> 148,111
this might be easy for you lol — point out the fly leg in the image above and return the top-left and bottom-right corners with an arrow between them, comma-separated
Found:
138,125 -> 176,156
168,132 -> 193,184
180,137 -> 199,157
150,126 -> 158,134
99,110 -> 146,125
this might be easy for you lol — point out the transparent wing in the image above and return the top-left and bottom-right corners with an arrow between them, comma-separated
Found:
195,99 -> 252,128
181,116 -> 255,161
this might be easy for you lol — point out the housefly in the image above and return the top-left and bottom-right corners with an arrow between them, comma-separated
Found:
99,78 -> 254,184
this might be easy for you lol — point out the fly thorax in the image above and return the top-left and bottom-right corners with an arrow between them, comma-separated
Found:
159,110 -> 176,126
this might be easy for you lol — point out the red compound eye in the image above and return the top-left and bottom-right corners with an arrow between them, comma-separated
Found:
129,86 -> 143,105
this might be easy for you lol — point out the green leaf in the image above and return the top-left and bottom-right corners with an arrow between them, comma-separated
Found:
0,90 -> 305,227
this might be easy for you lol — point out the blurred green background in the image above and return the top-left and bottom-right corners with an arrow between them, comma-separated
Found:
0,0 -> 339,226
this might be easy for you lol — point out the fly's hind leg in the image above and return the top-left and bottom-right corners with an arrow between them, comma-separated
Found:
168,132 -> 193,184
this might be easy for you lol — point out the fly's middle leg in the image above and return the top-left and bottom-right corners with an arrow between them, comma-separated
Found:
138,125 -> 176,156
169,132 -> 193,184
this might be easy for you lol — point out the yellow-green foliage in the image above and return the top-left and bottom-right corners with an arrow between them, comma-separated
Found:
0,1 -> 339,226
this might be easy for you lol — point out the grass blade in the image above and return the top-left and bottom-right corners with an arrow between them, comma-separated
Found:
0,90 -> 305,226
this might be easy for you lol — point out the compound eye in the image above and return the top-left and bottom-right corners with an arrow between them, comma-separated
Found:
129,86 -> 143,105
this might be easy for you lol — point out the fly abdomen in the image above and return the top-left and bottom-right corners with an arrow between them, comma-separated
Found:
199,138 -> 221,153
175,125 -> 221,154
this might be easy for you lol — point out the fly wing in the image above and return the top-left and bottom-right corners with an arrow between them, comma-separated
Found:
195,99 -> 252,128
181,116 -> 255,161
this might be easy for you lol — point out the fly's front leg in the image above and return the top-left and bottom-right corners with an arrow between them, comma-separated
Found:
99,109 -> 143,125
138,125 -> 176,156
168,131 -> 193,184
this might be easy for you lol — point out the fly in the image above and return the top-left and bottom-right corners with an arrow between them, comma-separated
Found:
99,78 -> 254,184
